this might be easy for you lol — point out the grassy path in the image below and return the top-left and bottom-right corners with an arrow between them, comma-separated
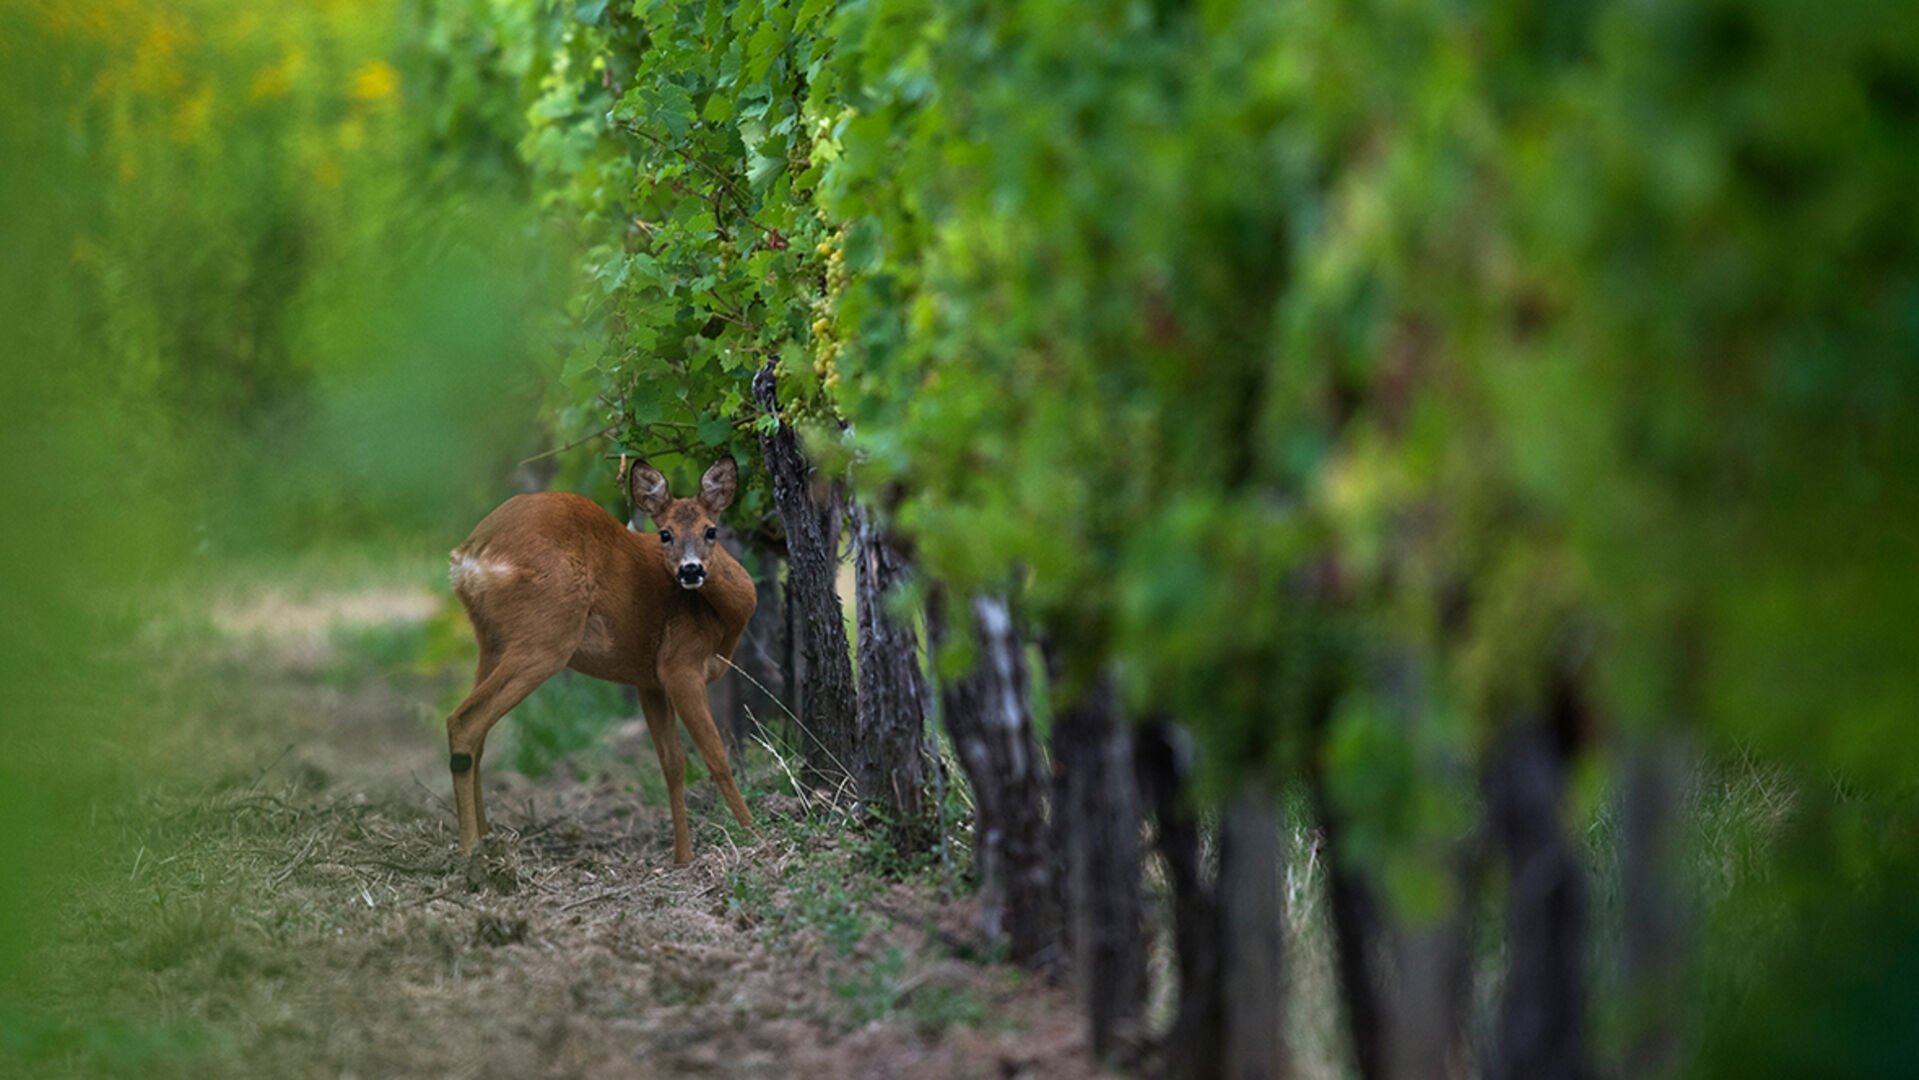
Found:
12,568 -> 1101,1079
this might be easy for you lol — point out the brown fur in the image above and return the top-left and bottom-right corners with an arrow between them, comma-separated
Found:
442,458 -> 756,864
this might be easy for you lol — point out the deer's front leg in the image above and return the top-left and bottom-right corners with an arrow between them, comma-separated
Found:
660,639 -> 755,836
638,688 -> 690,866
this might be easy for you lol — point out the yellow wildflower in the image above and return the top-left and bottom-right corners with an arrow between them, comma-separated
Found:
348,60 -> 399,103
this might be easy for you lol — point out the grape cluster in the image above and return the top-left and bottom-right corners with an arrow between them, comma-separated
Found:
809,227 -> 847,393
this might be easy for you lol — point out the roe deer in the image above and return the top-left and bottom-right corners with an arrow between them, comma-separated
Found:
444,456 -> 756,864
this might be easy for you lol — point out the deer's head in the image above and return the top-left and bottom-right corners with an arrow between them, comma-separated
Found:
627,456 -> 739,591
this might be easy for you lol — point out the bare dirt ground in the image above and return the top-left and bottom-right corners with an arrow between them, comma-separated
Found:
13,574 -> 1107,1079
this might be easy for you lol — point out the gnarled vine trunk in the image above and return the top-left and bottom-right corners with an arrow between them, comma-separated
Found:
1046,655 -> 1146,1061
1485,705 -> 1589,1080
752,360 -> 856,792
1136,721 -> 1224,1080
1137,722 -> 1295,1080
850,500 -> 929,849
931,591 -> 1059,967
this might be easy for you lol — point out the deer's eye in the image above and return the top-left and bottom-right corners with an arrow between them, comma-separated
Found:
704,526 -> 718,541
658,529 -> 673,544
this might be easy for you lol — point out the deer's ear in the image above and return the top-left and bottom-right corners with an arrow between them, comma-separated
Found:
698,455 -> 739,514
626,459 -> 672,519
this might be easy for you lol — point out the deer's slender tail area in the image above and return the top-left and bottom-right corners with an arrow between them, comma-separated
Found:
448,549 -> 516,596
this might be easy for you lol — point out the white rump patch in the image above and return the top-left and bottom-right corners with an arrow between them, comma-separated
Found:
448,551 -> 516,592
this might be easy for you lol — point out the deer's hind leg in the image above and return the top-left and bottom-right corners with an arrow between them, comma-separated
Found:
468,639 -> 503,838
447,581 -> 588,853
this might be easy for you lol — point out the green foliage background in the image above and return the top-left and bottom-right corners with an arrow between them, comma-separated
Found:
412,0 -> 1919,1070
4,0 -> 1917,1072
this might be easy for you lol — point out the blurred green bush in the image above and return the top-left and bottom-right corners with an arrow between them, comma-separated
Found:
0,0 -> 564,1013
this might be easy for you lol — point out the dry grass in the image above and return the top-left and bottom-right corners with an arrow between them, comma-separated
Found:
5,570 -> 1106,1080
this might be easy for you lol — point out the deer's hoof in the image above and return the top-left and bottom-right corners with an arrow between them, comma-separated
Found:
463,835 -> 522,893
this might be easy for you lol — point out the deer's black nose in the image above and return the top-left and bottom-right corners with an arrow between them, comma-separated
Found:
678,563 -> 706,586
